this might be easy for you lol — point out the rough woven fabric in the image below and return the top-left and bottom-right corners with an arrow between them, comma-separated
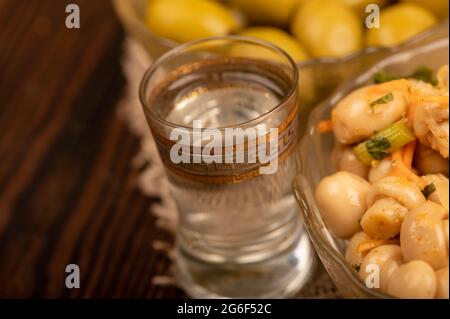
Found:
117,38 -> 340,298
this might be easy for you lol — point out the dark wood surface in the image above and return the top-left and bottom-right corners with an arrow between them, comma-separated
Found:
0,0 -> 183,298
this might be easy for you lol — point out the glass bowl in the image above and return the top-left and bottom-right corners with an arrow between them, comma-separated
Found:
292,37 -> 449,298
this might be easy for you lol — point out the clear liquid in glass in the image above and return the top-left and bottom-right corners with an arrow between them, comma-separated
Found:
149,58 -> 314,298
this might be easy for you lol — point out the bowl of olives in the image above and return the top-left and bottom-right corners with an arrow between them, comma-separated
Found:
113,0 -> 448,59
113,0 -> 448,112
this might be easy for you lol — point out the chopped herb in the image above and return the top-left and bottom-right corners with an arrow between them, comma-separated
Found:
352,264 -> 361,272
366,137 -> 391,160
421,183 -> 436,198
373,70 -> 398,84
370,92 -> 394,107
409,66 -> 437,86
373,66 -> 437,85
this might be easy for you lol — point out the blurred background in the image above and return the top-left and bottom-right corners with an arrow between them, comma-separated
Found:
0,0 -> 448,298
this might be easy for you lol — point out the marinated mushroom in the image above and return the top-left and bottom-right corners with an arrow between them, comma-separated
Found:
387,260 -> 437,299
412,97 -> 449,159
331,84 -> 409,144
400,201 -> 448,269
366,176 -> 426,210
345,231 -> 371,268
360,197 -> 408,240
332,144 -> 369,178
380,259 -> 401,293
359,245 -> 402,286
315,172 -> 372,238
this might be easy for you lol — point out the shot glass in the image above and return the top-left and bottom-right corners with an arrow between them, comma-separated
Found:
139,36 -> 314,298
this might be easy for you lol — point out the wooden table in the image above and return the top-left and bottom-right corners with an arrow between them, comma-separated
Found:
0,0 -> 184,298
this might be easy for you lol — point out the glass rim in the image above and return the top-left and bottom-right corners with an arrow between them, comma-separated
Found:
138,35 -> 299,130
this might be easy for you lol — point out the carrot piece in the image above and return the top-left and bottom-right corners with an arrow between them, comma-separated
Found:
390,146 -> 423,188
413,95 -> 449,105
402,140 -> 416,169
316,120 -> 333,133
391,147 -> 403,164
367,79 -> 410,95
407,100 -> 417,126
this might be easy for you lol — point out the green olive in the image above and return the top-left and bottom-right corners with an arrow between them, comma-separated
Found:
228,0 -> 303,26
145,0 -> 241,43
290,0 -> 363,57
366,3 -> 437,47
401,0 -> 449,19
236,27 -> 309,62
